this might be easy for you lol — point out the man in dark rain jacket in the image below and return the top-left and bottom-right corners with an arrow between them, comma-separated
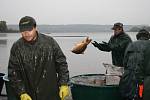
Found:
135,41 -> 150,100
119,29 -> 150,100
92,22 -> 132,67
8,16 -> 69,100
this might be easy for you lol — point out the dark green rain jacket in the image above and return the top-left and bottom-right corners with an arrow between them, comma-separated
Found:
101,32 -> 132,67
136,41 -> 150,100
8,33 -> 69,100
119,40 -> 149,100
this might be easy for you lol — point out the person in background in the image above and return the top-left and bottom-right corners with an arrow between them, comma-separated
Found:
119,29 -> 150,100
136,29 -> 150,40
8,16 -> 69,100
92,22 -> 132,67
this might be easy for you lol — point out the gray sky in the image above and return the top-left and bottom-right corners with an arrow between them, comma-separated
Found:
0,0 -> 150,25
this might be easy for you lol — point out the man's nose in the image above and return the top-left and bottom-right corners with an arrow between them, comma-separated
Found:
22,31 -> 30,36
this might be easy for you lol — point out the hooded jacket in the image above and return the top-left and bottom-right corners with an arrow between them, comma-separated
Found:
8,33 -> 69,100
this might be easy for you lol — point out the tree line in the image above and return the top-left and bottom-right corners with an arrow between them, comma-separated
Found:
0,21 -> 18,33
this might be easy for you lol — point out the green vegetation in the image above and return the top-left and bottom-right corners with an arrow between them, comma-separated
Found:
0,21 -> 18,33
129,25 -> 150,32
0,21 -> 8,32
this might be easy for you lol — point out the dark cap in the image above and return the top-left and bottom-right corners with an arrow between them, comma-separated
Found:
19,16 -> 36,32
112,22 -> 123,30
136,29 -> 150,40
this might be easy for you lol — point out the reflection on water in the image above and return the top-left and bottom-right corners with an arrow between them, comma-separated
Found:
0,32 -> 137,77
0,39 -> 7,45
0,33 -> 7,37
0,33 -> 7,45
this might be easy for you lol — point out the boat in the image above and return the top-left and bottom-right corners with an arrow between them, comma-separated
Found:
70,74 -> 124,100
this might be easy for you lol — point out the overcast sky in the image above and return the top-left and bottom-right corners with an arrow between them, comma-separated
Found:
0,0 -> 150,25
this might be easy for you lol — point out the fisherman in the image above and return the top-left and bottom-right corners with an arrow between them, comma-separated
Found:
8,16 -> 69,100
119,29 -> 150,100
92,22 -> 132,67
136,29 -> 150,40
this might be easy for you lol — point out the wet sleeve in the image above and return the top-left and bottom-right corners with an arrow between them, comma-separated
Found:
8,43 -> 26,96
52,39 -> 69,86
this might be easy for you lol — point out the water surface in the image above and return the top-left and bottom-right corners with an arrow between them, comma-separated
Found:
0,32 -> 136,77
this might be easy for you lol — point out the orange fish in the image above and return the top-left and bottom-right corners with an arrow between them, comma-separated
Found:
71,37 -> 92,54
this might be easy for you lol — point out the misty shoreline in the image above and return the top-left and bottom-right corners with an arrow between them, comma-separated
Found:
0,24 -> 149,33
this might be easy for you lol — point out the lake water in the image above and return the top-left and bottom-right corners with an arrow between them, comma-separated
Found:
0,32 -> 137,77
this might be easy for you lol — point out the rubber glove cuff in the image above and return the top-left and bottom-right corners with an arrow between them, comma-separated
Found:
20,93 -> 32,100
59,85 -> 69,99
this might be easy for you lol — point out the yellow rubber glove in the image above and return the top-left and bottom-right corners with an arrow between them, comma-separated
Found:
59,85 -> 69,100
20,93 -> 32,100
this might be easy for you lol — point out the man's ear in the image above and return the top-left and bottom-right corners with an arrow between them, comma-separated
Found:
35,27 -> 38,31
